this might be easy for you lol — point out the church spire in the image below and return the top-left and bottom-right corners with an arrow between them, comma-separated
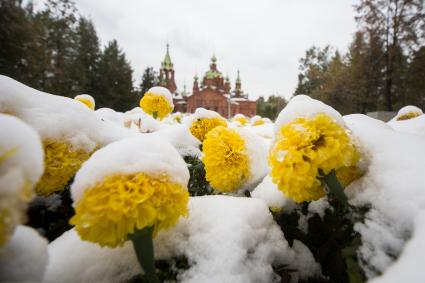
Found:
159,43 -> 177,93
234,70 -> 243,97
161,43 -> 173,70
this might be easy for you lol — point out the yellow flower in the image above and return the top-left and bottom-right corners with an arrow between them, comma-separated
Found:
397,112 -> 421,121
269,113 -> 360,203
202,126 -> 250,192
70,172 -> 189,248
173,113 -> 182,123
74,94 -> 95,110
252,119 -> 265,126
140,93 -> 173,120
190,117 -> 227,142
232,114 -> 248,125
36,141 -> 92,196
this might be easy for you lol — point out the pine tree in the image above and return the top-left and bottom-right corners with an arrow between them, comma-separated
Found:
96,40 -> 135,111
139,67 -> 159,97
71,17 -> 100,95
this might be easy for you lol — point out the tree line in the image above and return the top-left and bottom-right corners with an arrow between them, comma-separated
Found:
0,0 -> 157,111
294,0 -> 425,114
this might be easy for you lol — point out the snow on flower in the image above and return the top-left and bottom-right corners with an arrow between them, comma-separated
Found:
74,94 -> 95,110
184,108 -> 227,142
139,86 -> 174,120
202,126 -> 268,193
0,76 -> 136,195
0,114 -> 43,246
392,105 -> 423,121
251,115 -> 265,126
232,113 -> 248,125
70,136 -> 190,248
269,96 -> 360,203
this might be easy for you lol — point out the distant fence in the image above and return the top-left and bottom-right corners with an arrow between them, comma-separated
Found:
366,111 -> 397,122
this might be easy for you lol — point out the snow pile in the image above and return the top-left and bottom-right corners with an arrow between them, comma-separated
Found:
123,111 -> 161,133
343,114 -> 425,280
0,225 -> 48,282
152,124 -> 201,157
95,108 -> 125,125
388,114 -> 425,136
0,76 -> 134,152
247,123 -> 274,140
71,136 -> 189,203
251,176 -> 295,211
44,196 -> 321,283
0,114 -> 44,193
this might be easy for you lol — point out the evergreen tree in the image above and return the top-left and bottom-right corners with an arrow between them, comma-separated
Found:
139,66 -> 159,97
96,40 -> 135,111
0,0 -> 39,85
40,0 -> 78,96
71,17 -> 100,95
406,47 -> 425,109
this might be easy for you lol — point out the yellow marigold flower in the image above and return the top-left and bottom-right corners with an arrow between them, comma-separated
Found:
202,126 -> 250,192
74,94 -> 95,110
173,113 -> 182,123
394,105 -> 423,121
36,141 -> 92,196
252,119 -> 265,126
70,172 -> 189,248
190,117 -> 227,142
140,90 -> 173,120
232,114 -> 248,125
269,113 -> 360,203
397,112 -> 421,121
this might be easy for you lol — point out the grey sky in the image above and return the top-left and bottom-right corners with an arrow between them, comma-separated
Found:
72,0 -> 359,100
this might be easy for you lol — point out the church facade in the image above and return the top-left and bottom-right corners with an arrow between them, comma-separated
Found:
158,45 -> 256,117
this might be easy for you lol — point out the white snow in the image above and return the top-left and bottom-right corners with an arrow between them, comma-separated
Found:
274,95 -> 344,133
0,114 -> 44,192
95,108 -> 125,125
251,175 -> 295,212
0,225 -> 48,282
234,127 -> 269,191
152,124 -> 201,157
44,196 -> 321,283
183,107 -> 225,127
343,114 -> 425,279
0,76 -> 135,152
388,113 -> 425,136
71,136 -> 190,203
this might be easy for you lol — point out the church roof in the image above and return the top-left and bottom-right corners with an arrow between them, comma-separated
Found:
161,43 -> 173,70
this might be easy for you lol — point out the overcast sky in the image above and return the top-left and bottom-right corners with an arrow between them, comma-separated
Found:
71,0 -> 359,100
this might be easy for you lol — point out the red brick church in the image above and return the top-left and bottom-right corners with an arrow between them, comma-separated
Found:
158,44 -> 256,117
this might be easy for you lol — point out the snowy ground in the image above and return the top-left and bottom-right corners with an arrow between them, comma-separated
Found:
1,76 -> 425,282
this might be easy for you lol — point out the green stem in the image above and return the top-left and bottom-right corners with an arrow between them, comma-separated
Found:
322,169 -> 349,209
153,111 -> 158,120
129,226 -> 160,283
